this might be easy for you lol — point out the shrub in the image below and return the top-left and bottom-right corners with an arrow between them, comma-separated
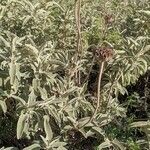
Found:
0,0 -> 149,149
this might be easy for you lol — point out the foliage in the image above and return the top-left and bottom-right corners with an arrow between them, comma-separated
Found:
0,0 -> 150,149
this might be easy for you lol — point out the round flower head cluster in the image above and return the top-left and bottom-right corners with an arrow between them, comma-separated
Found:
94,47 -> 113,62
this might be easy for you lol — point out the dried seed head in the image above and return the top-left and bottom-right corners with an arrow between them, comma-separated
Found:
104,14 -> 114,25
94,47 -> 113,62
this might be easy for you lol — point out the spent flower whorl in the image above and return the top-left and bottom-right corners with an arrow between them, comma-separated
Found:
104,14 -> 114,25
94,47 -> 113,62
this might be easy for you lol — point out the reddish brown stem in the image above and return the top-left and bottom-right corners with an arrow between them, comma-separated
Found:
79,61 -> 104,128
75,0 -> 82,85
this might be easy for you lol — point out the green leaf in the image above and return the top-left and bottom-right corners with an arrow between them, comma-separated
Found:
92,127 -> 105,136
9,95 -> 26,106
116,82 -> 127,95
57,146 -> 67,150
12,37 -> 18,53
28,89 -> 36,106
3,147 -> 18,150
9,62 -> 16,85
130,121 -> 150,128
23,15 -> 32,26
138,58 -> 148,73
32,79 -> 40,91
0,36 -> 10,47
62,86 -> 77,97
0,100 -> 7,113
25,44 -> 39,56
67,116 -> 76,125
97,114 -> 112,127
38,87 -> 47,100
77,117 -> 91,128
40,135 -> 47,145
49,60 -> 66,67
44,115 -> 53,142
0,147 -> 4,150
50,141 -> 67,148
23,144 -> 41,150
98,139 -> 112,150
47,105 -> 61,124
17,112 -> 27,139
139,10 -> 150,16
112,139 -> 125,150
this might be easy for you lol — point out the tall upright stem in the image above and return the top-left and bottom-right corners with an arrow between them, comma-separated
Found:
96,61 -> 104,112
75,0 -> 81,85
79,61 -> 104,128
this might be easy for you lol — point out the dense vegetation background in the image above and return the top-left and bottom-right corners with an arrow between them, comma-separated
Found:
0,0 -> 150,149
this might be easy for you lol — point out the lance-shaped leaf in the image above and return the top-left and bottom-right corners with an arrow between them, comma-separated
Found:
98,139 -> 112,150
77,117 -> 91,128
9,95 -> 26,106
23,144 -> 41,150
32,78 -> 40,91
12,37 -> 18,53
138,10 -> 150,16
28,88 -> 36,106
25,44 -> 39,57
3,147 -> 18,150
112,139 -> 126,150
44,115 -> 53,142
17,112 -> 28,139
0,36 -> 10,47
0,100 -> 7,113
130,121 -> 150,128
23,15 -> 32,26
9,62 -> 16,86
38,87 -> 48,100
